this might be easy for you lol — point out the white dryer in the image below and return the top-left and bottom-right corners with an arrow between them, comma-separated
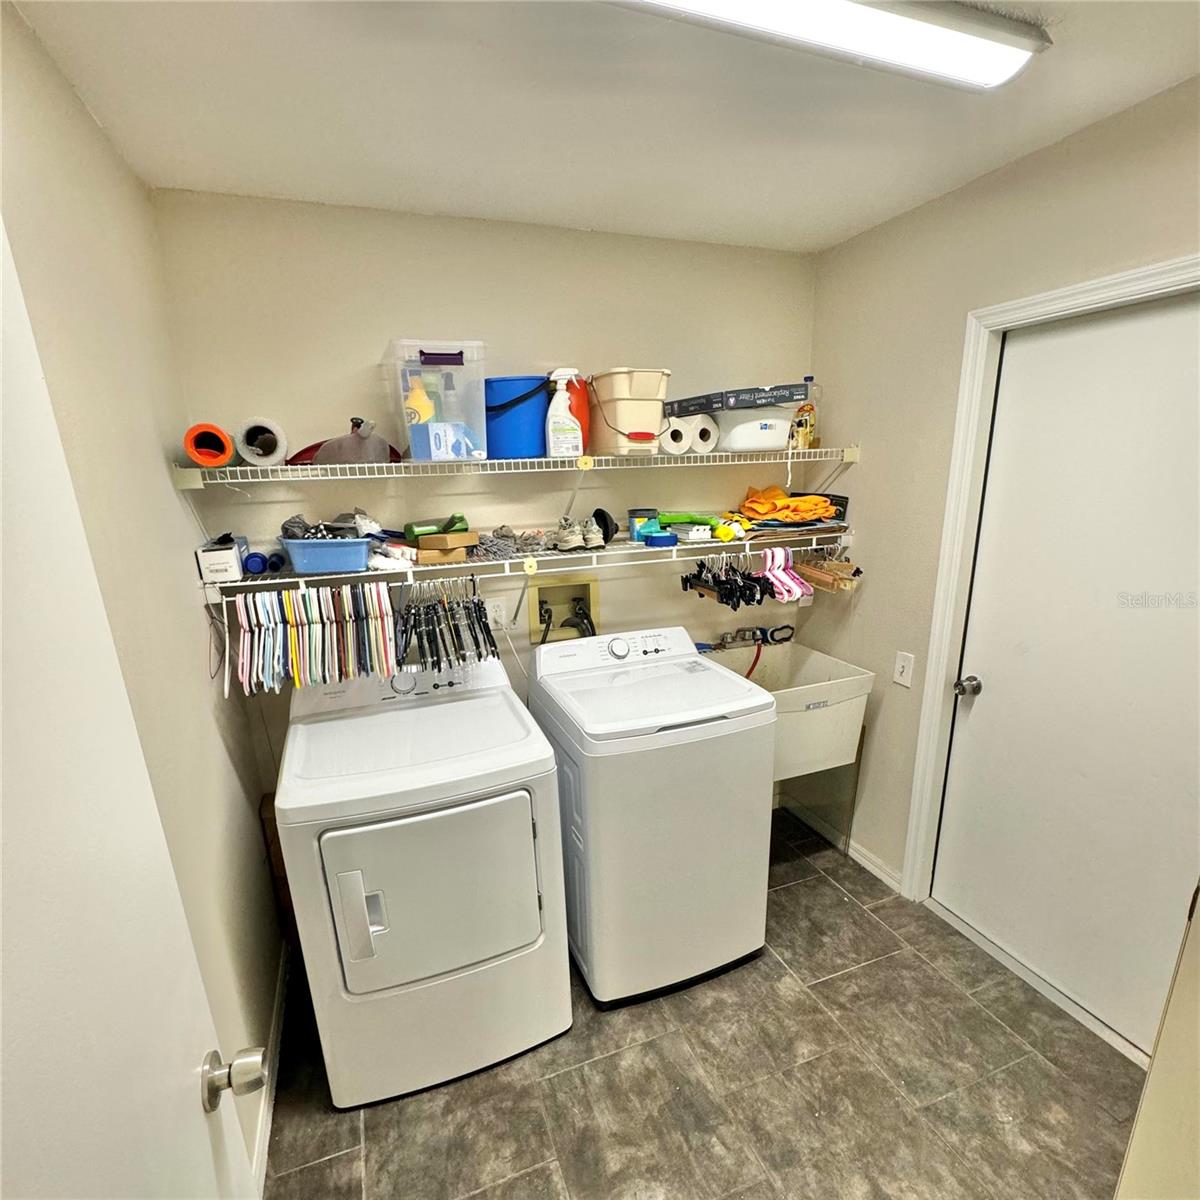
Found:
275,659 -> 571,1108
528,627 -> 776,1003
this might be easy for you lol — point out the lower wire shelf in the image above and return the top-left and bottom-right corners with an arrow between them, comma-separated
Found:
201,526 -> 848,605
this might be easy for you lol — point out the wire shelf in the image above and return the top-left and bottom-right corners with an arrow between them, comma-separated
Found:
201,527 -> 849,603
174,447 -> 857,489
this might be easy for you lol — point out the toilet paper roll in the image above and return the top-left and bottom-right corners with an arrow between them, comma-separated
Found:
234,417 -> 288,467
660,417 -> 694,455
689,413 -> 719,455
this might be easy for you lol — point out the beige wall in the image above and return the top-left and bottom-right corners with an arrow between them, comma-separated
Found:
152,191 -> 821,766
806,77 -> 1200,878
1,6 -> 280,1154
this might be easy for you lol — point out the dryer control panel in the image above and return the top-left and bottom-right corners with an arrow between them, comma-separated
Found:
535,627 -> 696,678
289,657 -> 509,719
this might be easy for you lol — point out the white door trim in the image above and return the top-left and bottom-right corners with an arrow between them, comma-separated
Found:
902,253 -> 1200,900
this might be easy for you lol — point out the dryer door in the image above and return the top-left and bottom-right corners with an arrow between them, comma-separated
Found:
320,790 -> 543,995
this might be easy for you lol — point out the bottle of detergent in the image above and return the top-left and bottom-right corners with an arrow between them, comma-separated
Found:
793,375 -> 820,450
546,368 -> 585,458
405,375 -> 436,425
566,373 -> 590,451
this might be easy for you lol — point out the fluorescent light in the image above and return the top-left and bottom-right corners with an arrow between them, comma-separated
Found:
625,0 -> 1051,89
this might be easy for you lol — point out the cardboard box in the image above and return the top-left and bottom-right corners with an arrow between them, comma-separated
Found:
416,546 -> 468,565
418,531 -> 480,550
665,381 -> 810,419
195,536 -> 248,582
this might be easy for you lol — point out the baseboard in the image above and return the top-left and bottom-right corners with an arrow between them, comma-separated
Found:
843,839 -> 903,893
253,943 -> 290,1193
780,803 -> 902,894
925,898 -> 1150,1069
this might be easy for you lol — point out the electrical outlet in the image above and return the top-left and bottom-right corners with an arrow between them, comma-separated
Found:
486,598 -> 507,630
893,651 -> 915,688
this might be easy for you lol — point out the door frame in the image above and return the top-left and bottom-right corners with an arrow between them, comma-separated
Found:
902,253 -> 1200,902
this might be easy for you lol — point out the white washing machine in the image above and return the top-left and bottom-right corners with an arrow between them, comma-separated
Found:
275,659 -> 571,1108
528,627 -> 776,1003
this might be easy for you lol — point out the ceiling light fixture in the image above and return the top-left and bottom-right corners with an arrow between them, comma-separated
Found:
622,0 -> 1051,90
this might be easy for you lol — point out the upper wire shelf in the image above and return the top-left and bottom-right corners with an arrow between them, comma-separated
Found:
173,447 -> 859,489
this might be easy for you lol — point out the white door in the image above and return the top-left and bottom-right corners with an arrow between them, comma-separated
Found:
1,230 -> 257,1197
933,291 -> 1200,1054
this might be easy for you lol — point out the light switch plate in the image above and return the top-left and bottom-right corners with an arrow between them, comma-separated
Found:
893,651 -> 915,688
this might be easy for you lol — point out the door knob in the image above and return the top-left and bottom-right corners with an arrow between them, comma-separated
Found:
201,1047 -> 267,1113
953,675 -> 983,696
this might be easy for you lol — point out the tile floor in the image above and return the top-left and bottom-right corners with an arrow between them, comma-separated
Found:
265,810 -> 1144,1200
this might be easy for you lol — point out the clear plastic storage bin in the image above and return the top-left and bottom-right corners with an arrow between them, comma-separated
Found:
382,339 -> 488,461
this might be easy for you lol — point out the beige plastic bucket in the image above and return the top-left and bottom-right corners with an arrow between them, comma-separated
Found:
589,368 -> 671,455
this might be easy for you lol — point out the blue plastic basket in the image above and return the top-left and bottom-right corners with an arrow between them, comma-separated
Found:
280,538 -> 372,575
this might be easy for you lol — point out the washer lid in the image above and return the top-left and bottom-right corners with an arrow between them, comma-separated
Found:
540,656 -> 773,740
276,686 -> 552,824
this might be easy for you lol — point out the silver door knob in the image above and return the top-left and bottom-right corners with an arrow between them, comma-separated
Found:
953,675 -> 983,696
201,1047 -> 267,1113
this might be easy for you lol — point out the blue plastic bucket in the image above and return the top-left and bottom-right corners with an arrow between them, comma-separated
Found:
485,376 -> 551,459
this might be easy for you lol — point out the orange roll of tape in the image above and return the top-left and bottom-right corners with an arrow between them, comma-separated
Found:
184,423 -> 236,467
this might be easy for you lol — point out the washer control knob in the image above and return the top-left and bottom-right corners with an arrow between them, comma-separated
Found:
607,638 -> 630,660
390,674 -> 417,696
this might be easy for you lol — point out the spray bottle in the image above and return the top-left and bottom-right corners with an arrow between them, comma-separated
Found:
546,367 -> 585,458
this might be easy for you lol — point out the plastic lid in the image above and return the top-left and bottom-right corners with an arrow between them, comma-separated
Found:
540,657 -> 772,739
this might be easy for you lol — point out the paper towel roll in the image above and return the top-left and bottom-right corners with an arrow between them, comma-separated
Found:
690,413 -> 719,455
660,417 -> 694,455
234,417 -> 288,467
660,413 -> 719,455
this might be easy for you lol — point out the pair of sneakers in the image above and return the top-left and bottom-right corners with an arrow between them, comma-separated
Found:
551,515 -> 605,552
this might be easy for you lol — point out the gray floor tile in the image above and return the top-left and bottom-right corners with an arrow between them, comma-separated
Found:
923,1053 -> 1130,1200
436,968 -> 675,1104
765,874 -> 902,984
469,1161 -> 569,1200
871,898 -> 1012,993
720,1182 -> 782,1199
267,977 -> 362,1175
541,1030 -> 764,1200
771,807 -> 817,839
973,973 -> 1146,1122
724,1044 -> 988,1199
662,952 -> 844,1092
364,1080 -> 552,1200
264,1149 -> 362,1200
804,845 -> 897,906
768,824 -> 819,890
811,948 -> 1027,1106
